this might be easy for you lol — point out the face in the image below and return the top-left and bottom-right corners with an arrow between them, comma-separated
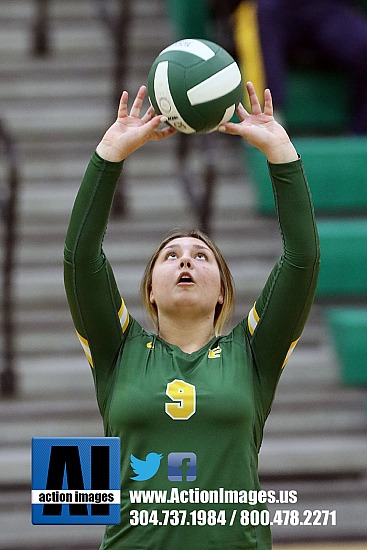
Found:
149,237 -> 224,320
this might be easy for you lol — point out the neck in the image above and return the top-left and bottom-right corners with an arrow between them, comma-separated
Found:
157,314 -> 216,354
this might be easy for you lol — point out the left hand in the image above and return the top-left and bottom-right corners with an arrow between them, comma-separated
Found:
96,86 -> 175,162
219,82 -> 298,164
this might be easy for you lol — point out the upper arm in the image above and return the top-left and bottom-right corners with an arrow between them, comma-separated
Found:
64,253 -> 129,370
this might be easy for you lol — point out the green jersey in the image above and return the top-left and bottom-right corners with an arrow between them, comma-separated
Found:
64,152 -> 319,549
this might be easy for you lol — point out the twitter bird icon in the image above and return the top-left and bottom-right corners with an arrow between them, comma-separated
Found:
130,452 -> 163,481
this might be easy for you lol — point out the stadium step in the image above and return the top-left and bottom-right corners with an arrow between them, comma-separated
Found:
317,219 -> 367,298
327,307 -> 367,385
244,136 -> 367,215
284,70 -> 350,133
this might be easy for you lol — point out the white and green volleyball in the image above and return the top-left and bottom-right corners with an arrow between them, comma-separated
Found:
148,39 -> 243,134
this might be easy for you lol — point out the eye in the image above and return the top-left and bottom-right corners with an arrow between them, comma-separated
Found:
166,251 -> 177,259
196,252 -> 208,260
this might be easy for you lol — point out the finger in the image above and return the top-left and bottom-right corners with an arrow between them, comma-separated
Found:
145,115 -> 175,140
149,114 -> 167,126
139,114 -> 167,136
117,91 -> 129,119
130,85 -> 147,118
246,81 -> 262,116
263,88 -> 273,117
141,105 -> 156,123
236,102 -> 250,120
218,122 -> 242,135
151,125 -> 176,140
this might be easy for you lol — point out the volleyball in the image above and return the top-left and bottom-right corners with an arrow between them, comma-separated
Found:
147,39 -> 243,134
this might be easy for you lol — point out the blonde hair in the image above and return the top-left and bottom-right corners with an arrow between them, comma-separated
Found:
140,229 -> 235,335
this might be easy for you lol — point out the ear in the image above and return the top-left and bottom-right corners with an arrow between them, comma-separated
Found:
218,291 -> 224,305
149,289 -> 155,304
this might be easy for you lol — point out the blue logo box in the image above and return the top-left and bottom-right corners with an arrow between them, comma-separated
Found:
32,437 -> 120,525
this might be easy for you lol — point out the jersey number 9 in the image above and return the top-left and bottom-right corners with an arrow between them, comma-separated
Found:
165,379 -> 196,420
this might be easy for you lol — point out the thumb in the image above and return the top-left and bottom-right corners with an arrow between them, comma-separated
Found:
140,115 -> 169,140
148,114 -> 168,130
218,122 -> 241,135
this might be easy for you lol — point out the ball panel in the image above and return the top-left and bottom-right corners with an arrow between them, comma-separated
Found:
165,61 -> 210,132
202,105 -> 237,134
219,104 -> 236,124
183,46 -> 238,88
152,61 -> 197,134
147,65 -> 161,115
160,39 -> 216,61
151,50 -> 205,68
192,82 -> 242,133
193,102 -> 236,133
187,62 -> 242,106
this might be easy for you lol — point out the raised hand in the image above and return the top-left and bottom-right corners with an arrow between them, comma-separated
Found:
219,82 -> 298,164
96,85 -> 175,162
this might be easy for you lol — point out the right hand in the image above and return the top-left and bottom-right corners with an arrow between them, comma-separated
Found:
96,86 -> 175,162
219,82 -> 298,164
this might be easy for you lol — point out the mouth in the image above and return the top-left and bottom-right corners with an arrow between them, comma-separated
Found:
176,272 -> 195,285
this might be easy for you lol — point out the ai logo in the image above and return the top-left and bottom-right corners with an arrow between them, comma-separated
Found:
31,437 -> 120,525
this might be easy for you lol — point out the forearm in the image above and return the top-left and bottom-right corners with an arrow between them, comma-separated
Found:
64,151 -> 124,267
269,157 -> 320,267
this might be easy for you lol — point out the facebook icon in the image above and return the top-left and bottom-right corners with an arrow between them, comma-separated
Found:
168,452 -> 196,481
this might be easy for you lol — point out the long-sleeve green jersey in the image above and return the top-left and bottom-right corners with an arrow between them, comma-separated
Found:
64,151 -> 320,549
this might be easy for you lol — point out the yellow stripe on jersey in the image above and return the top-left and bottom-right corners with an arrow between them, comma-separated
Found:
248,303 -> 260,335
76,330 -> 93,368
75,300 -> 128,368
118,298 -> 129,333
233,1 -> 266,110
247,302 -> 300,368
282,338 -> 300,369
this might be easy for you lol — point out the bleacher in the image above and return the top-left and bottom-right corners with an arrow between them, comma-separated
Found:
0,1 -> 366,549
244,137 -> 367,215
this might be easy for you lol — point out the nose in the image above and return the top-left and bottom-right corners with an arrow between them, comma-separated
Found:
180,258 -> 192,268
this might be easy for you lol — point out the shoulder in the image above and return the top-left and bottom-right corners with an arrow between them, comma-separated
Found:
218,320 -> 250,348
124,316 -> 153,342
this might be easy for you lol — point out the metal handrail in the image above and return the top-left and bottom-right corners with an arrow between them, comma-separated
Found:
95,0 -> 132,110
32,0 -> 50,56
96,0 -> 131,216
0,118 -> 19,397
176,133 -> 216,235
